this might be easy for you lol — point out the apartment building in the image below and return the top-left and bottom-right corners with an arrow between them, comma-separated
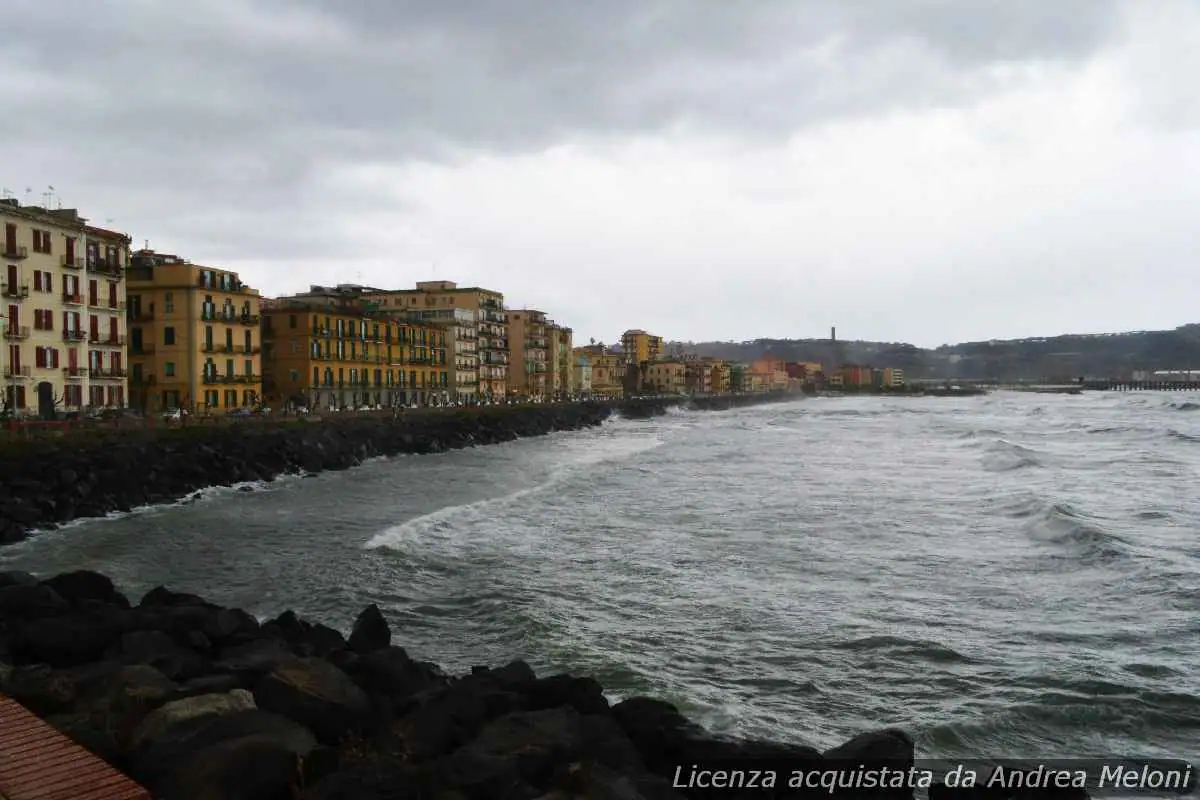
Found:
685,359 -> 713,395
504,309 -> 549,399
126,250 -> 262,413
2,198 -> 130,415
573,353 -> 593,393
262,290 -> 448,409
362,281 -> 507,400
399,306 -> 478,402
620,329 -> 664,367
643,360 -> 687,395
546,322 -> 575,397
575,346 -> 624,396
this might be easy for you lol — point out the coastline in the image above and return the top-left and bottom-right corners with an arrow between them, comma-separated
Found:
0,568 -> 964,799
0,392 -> 793,546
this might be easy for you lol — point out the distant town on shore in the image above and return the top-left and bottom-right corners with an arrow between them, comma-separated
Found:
2,195 -> 1194,418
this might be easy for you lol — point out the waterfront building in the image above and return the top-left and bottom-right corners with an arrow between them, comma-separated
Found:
505,309 -> 550,399
547,322 -> 575,397
261,287 -> 448,409
643,360 -> 687,395
396,306 -> 478,403
576,346 -> 624,396
882,367 -> 905,387
361,281 -> 507,401
126,250 -> 262,413
573,353 -> 593,394
2,198 -> 130,415
620,329 -> 664,368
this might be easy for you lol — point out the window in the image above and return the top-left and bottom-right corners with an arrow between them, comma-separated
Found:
225,359 -> 234,376
289,369 -> 299,382
165,362 -> 175,377
164,292 -> 174,313
289,314 -> 297,329
225,328 -> 233,350
31,230 -> 52,254
164,327 -> 175,345
244,330 -> 252,352
312,367 -> 319,386
244,360 -> 252,376
224,390 -> 237,408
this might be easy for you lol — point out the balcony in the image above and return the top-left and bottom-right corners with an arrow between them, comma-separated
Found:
2,283 -> 29,299
239,313 -> 260,326
93,367 -> 128,380
90,334 -> 126,347
3,325 -> 29,340
61,292 -> 84,306
234,374 -> 262,383
91,300 -> 126,312
61,329 -> 87,342
128,309 -> 154,322
526,338 -> 547,349
63,368 -> 89,381
101,268 -> 124,282
1,245 -> 27,259
61,255 -> 84,270
129,344 -> 154,356
202,374 -> 231,385
3,365 -> 30,380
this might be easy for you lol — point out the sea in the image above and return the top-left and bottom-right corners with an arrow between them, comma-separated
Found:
2,391 -> 1196,763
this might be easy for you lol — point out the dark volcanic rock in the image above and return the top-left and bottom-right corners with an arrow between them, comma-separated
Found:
0,563 -> 954,800
347,603 -> 390,654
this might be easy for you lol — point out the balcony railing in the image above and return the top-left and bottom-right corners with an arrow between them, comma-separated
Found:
526,339 -> 547,349
61,255 -> 84,270
63,368 -> 89,380
90,334 -> 127,346
101,268 -> 124,282
201,343 -> 216,353
129,344 -> 154,355
3,325 -> 30,340
1,245 -> 27,259
91,300 -> 126,312
61,292 -> 83,306
128,310 -> 154,322
61,329 -> 87,342
92,367 -> 128,380
240,313 -> 260,326
3,365 -> 31,379
2,283 -> 29,299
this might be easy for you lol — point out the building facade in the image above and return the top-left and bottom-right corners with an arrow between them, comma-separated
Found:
398,306 -> 478,402
126,250 -> 263,413
573,353 -> 593,393
547,322 -> 574,398
2,199 -> 130,416
643,360 -> 687,394
620,329 -> 663,367
505,309 -> 549,399
362,281 -> 507,401
262,292 -> 448,409
578,348 -> 624,397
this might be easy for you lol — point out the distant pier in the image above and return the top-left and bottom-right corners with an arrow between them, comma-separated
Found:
1081,380 -> 1200,391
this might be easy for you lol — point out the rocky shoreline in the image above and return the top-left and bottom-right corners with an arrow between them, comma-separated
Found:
0,393 -> 791,546
0,568 -> 1024,800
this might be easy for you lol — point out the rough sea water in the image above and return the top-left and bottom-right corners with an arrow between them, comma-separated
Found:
3,392 -> 1197,762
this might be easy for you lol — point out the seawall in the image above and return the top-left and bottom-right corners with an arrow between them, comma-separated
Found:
0,569 -> 941,800
0,393 -> 795,545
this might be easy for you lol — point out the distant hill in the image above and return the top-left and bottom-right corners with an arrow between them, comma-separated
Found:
670,324 -> 1200,380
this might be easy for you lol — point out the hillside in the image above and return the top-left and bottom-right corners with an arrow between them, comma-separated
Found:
671,324 -> 1200,380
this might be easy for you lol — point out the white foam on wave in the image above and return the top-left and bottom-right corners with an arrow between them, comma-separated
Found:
364,431 -> 665,552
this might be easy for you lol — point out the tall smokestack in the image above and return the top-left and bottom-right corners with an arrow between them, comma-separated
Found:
831,326 -> 836,342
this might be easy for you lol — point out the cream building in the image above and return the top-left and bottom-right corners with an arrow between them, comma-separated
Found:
3,198 -> 130,416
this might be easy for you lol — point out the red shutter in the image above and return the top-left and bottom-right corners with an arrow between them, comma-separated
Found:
62,311 -> 68,333
68,348 -> 78,370
66,236 -> 75,262
46,272 -> 52,292
90,315 -> 99,341
73,311 -> 81,331
89,280 -> 98,307
35,348 -> 45,368
113,352 -> 122,370
108,283 -> 117,308
33,271 -> 41,291
47,309 -> 53,331
51,348 -> 59,368
108,317 -> 117,342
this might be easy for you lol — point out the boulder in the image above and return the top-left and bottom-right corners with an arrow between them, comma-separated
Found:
0,569 -> 39,588
254,657 -> 372,744
42,569 -> 130,608
347,603 -> 390,654
152,735 -> 304,800
0,582 -> 69,620
132,688 -> 257,748
130,709 -> 317,797
8,604 -> 130,666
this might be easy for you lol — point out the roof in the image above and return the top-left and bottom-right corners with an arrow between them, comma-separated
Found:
85,225 -> 131,242
0,696 -> 150,800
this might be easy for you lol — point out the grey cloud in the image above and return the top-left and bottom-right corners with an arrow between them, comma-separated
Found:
0,0 -> 1124,265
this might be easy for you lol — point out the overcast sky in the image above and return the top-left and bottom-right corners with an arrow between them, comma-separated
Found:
2,1 -> 1196,348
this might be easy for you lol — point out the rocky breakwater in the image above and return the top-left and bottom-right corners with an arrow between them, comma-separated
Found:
0,569 -> 1054,800
0,403 -> 612,545
615,391 -> 796,419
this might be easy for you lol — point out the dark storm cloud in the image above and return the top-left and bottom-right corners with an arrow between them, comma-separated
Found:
0,0 -> 1120,262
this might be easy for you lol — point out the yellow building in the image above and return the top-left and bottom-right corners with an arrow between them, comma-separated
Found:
643,360 -> 687,395
362,281 -> 507,401
620,329 -> 664,367
505,309 -> 549,399
126,249 -> 263,414
882,367 -> 905,388
262,291 -> 448,409
574,346 -> 624,397
2,198 -> 130,415
709,360 -> 731,393
547,322 -> 575,397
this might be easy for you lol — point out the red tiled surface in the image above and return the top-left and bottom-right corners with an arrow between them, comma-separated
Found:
0,696 -> 150,800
